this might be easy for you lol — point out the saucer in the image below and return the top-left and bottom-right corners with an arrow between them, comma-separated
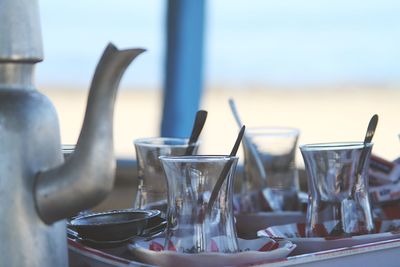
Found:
128,236 -> 295,267
68,209 -> 160,241
67,216 -> 166,249
258,219 -> 400,254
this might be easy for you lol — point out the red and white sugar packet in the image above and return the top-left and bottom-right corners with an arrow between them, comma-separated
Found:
370,183 -> 400,203
369,154 -> 400,186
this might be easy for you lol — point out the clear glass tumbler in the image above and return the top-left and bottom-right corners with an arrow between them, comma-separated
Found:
242,127 -> 300,212
133,137 -> 199,212
160,155 -> 239,253
300,142 -> 375,237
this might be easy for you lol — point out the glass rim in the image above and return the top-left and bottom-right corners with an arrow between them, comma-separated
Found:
133,137 -> 194,147
300,141 -> 373,151
62,144 -> 75,151
159,155 -> 238,162
246,127 -> 300,137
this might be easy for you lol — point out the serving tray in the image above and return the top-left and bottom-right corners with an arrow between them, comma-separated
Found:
69,236 -> 400,267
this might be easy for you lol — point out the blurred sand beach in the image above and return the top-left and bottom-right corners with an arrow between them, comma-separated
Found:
42,85 -> 400,166
36,0 -> 400,166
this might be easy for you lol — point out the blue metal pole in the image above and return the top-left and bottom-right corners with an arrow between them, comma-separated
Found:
161,0 -> 205,138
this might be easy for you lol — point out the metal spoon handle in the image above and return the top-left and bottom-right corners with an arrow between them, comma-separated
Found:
228,98 -> 244,129
358,114 -> 378,172
364,114 -> 379,144
185,110 -> 208,156
228,99 -> 267,180
353,114 -> 379,193
343,114 -> 379,229
207,125 -> 245,212
229,126 -> 245,157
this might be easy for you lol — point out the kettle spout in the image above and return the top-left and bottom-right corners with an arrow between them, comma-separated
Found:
35,43 -> 145,224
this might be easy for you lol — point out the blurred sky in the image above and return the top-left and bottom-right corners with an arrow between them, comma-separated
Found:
37,0 -> 400,89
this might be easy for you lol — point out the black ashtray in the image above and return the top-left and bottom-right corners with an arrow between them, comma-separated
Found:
68,209 -> 160,242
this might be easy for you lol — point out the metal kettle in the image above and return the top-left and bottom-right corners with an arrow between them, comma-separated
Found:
0,0 -> 144,266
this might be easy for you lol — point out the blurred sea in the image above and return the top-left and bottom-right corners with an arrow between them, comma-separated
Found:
37,0 -> 400,89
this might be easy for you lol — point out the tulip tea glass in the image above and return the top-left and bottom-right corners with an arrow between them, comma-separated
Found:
300,142 -> 375,238
242,127 -> 300,212
134,138 -> 199,212
160,155 -> 239,253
